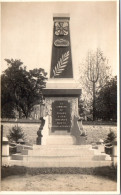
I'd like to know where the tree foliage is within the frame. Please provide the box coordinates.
[1,59,47,118]
[95,76,117,120]
[80,49,111,95]
[79,48,112,120]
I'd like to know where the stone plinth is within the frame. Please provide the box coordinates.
[42,78,82,145]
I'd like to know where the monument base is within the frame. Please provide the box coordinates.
[41,115,86,145]
[42,78,82,145]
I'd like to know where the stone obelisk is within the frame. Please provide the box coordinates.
[43,14,82,145]
[50,14,73,78]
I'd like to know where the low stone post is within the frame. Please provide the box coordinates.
[1,125,3,163]
[16,144,24,153]
[111,138,117,166]
[2,137,9,157]
[2,137,10,166]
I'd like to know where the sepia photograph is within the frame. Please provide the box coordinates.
[1,0,120,194]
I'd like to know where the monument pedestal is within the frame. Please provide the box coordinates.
[42,79,85,145]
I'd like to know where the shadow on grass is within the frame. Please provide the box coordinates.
[1,165,117,181]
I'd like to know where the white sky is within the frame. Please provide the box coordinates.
[1,1,118,79]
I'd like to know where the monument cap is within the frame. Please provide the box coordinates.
[53,13,70,20]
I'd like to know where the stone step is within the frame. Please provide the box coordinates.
[45,135,76,145]
[31,145,93,156]
[11,154,108,161]
[11,154,23,160]
[9,159,112,167]
[29,145,93,155]
[50,130,70,135]
[10,144,111,169]
[28,149,95,156]
[24,155,108,161]
[33,144,91,149]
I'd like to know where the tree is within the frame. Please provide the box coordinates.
[79,48,111,120]
[7,125,26,143]
[1,59,47,118]
[95,76,117,120]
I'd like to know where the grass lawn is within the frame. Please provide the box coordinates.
[1,165,117,181]
[83,121,117,126]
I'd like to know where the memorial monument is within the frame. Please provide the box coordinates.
[42,14,84,145]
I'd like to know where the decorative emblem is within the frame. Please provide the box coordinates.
[54,39,69,47]
[55,22,68,35]
[53,51,69,77]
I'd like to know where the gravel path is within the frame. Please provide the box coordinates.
[1,174,117,192]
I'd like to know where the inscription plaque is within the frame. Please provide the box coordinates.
[52,101,71,131]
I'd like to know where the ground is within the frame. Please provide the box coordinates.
[1,174,117,192]
[1,166,117,192]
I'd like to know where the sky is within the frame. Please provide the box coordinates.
[1,1,118,79]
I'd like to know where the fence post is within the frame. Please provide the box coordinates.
[111,138,117,166]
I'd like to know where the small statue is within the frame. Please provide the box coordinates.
[36,117,45,145]
[77,116,87,136]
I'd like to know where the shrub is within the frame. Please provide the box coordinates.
[7,125,26,143]
[104,129,116,144]
[104,130,116,155]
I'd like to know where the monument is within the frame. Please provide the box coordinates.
[42,14,84,145]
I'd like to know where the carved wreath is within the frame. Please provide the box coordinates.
[53,51,69,77]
